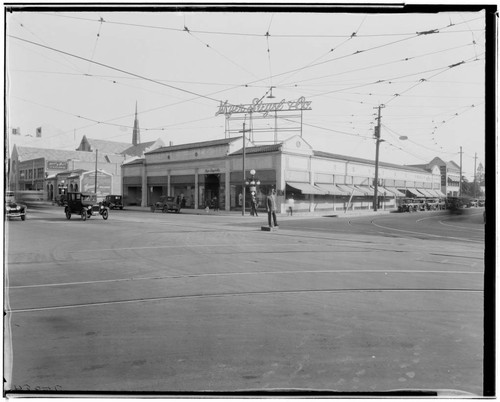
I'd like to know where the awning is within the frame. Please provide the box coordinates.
[287,182,326,195]
[383,187,406,197]
[417,188,434,197]
[431,189,446,197]
[315,183,350,196]
[355,185,374,196]
[337,184,366,196]
[407,188,424,197]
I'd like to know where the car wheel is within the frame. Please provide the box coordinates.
[102,209,109,220]
[163,208,167,213]
[81,210,87,221]
[120,207,123,210]
[65,208,71,220]
[21,215,26,221]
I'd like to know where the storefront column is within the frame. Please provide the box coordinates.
[225,160,231,211]
[309,169,314,212]
[194,169,199,210]
[141,162,148,207]
[167,172,171,196]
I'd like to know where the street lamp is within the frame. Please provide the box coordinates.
[245,169,261,195]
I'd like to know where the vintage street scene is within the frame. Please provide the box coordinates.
[4,4,492,398]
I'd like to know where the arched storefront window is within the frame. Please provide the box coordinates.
[69,183,74,192]
[74,183,79,192]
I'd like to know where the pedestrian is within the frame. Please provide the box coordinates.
[287,193,294,216]
[266,188,278,228]
[250,193,258,217]
[213,196,219,212]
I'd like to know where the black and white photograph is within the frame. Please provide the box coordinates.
[4,3,494,398]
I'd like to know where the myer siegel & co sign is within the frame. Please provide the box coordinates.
[215,97,312,117]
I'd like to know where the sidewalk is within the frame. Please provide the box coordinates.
[126,205,394,219]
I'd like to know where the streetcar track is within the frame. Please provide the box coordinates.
[7,268,483,289]
[7,287,484,314]
[370,219,484,243]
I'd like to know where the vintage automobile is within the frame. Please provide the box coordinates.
[151,195,181,213]
[478,199,485,207]
[5,191,27,221]
[467,198,479,208]
[425,198,445,211]
[56,193,67,206]
[103,194,124,210]
[398,198,418,213]
[414,199,427,211]
[64,192,109,221]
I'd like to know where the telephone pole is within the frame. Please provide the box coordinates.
[373,104,385,211]
[459,146,463,197]
[239,121,252,216]
[473,152,478,198]
[95,149,98,196]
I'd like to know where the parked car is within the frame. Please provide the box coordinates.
[414,199,427,211]
[103,195,123,210]
[398,198,418,212]
[151,195,181,213]
[425,198,445,211]
[64,192,109,221]
[5,191,26,221]
[467,199,479,208]
[478,199,485,207]
[56,194,67,206]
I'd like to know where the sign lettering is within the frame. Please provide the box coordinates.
[47,161,68,170]
[216,97,312,117]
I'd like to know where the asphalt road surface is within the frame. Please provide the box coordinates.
[4,206,486,396]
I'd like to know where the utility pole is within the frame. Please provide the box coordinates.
[239,121,252,216]
[373,104,385,211]
[459,146,463,197]
[95,149,98,197]
[473,152,478,198]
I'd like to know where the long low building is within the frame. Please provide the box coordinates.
[122,135,445,214]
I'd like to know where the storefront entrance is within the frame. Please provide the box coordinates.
[204,174,221,208]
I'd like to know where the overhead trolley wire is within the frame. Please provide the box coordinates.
[9,35,223,105]
[37,12,485,39]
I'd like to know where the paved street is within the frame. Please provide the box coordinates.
[4,206,485,395]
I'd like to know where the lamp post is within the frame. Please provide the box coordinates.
[240,121,252,215]
[245,169,261,194]
[245,169,260,215]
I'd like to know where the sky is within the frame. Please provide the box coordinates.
[5,5,488,180]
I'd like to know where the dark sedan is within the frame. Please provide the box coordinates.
[5,191,26,221]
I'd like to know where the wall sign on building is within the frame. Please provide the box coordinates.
[47,161,68,170]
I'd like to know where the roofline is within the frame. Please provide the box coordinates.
[146,136,243,155]
[313,150,430,173]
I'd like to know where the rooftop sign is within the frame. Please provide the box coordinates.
[216,96,312,117]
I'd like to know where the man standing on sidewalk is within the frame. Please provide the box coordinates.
[266,188,278,228]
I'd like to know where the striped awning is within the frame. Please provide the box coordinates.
[383,187,406,197]
[337,184,366,196]
[407,188,424,197]
[431,189,446,197]
[287,182,326,195]
[417,188,434,197]
[355,185,374,196]
[315,183,350,195]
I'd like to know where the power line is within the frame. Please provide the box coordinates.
[37,12,485,39]
[9,35,223,104]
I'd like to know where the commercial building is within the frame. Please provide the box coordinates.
[122,135,445,213]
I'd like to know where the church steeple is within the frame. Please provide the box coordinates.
[132,102,141,146]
